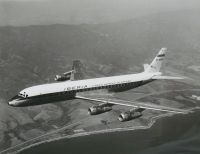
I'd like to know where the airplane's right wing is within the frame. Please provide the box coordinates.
[76,95,189,114]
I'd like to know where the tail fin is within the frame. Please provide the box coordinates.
[145,48,167,73]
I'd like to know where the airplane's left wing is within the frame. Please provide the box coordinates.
[76,95,189,114]
[55,60,85,81]
[72,60,85,80]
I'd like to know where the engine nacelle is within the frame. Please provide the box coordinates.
[55,75,71,81]
[118,108,142,122]
[55,70,73,81]
[88,103,113,115]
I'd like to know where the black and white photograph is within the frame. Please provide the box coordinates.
[0,0,200,153]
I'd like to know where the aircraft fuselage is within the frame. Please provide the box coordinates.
[8,72,159,107]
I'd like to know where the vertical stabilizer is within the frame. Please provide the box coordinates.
[145,48,167,73]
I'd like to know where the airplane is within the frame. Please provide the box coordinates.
[8,48,187,122]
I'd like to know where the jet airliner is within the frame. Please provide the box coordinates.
[8,48,187,121]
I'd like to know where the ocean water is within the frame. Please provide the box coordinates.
[20,110,200,154]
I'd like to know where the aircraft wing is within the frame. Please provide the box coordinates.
[72,60,85,80]
[152,75,185,80]
[76,95,188,114]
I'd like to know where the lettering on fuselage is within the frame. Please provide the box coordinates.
[65,85,88,91]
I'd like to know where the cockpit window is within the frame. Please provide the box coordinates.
[18,91,29,98]
[18,93,26,98]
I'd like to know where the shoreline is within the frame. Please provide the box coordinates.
[0,105,197,154]
[19,106,197,154]
[17,112,181,154]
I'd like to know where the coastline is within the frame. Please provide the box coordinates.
[17,111,185,154]
[19,108,200,154]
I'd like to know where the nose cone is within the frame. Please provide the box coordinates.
[8,95,21,107]
[8,100,17,107]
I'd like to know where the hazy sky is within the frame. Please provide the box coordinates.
[0,0,200,26]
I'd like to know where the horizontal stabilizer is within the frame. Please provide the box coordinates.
[152,76,185,80]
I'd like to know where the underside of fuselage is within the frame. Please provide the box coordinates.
[9,92,76,107]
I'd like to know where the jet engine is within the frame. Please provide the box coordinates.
[118,108,143,122]
[55,70,74,81]
[88,103,113,115]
